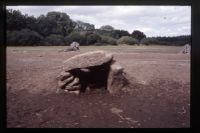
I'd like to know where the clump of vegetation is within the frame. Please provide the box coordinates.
[131,30,146,42]
[100,36,117,45]
[140,36,191,46]
[64,32,86,45]
[140,38,159,45]
[86,33,102,45]
[7,29,43,46]
[117,36,139,45]
[44,34,65,45]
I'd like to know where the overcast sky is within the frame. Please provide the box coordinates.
[7,6,191,37]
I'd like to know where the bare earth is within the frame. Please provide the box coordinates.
[6,45,190,128]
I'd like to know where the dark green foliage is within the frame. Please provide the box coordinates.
[36,12,75,37]
[150,35,191,46]
[64,31,101,46]
[117,36,139,45]
[74,21,95,31]
[141,35,191,46]
[86,33,101,45]
[25,15,37,31]
[100,36,117,45]
[100,25,114,31]
[7,29,44,46]
[140,38,159,45]
[94,29,130,39]
[131,30,146,41]
[64,32,86,45]
[44,34,64,45]
[6,9,27,31]
[112,30,130,39]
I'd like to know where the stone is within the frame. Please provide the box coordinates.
[58,71,71,81]
[63,51,113,71]
[107,61,129,94]
[61,42,80,52]
[110,107,123,115]
[70,41,79,50]
[57,50,131,95]
[181,44,191,54]
[58,75,74,89]
[68,90,80,95]
[65,84,81,91]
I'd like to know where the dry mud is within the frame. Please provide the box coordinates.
[6,46,190,128]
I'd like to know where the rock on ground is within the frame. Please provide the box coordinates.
[63,51,113,71]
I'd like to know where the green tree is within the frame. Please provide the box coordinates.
[25,15,37,31]
[86,33,101,45]
[131,30,146,41]
[64,32,86,45]
[100,36,117,45]
[117,36,139,45]
[100,25,115,31]
[111,30,130,39]
[44,34,64,45]
[36,12,75,37]
[74,20,95,31]
[6,9,26,31]
[7,29,44,46]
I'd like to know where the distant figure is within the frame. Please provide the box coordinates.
[182,43,191,54]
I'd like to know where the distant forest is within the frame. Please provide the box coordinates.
[6,9,191,46]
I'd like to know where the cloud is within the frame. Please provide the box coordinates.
[6,6,191,37]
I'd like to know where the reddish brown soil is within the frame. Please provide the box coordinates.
[6,46,190,128]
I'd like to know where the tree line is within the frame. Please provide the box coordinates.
[6,9,190,46]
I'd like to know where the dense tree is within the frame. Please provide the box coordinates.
[25,15,37,31]
[7,29,44,46]
[117,36,139,45]
[140,35,191,46]
[140,38,159,45]
[100,25,115,31]
[100,36,117,45]
[36,12,75,37]
[74,21,95,31]
[44,34,64,45]
[86,33,101,45]
[131,30,146,41]
[6,9,26,31]
[111,30,130,39]
[64,32,86,45]
[94,29,130,39]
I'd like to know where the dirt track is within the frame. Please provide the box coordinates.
[6,46,190,128]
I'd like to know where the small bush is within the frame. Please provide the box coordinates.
[100,36,117,45]
[117,36,138,45]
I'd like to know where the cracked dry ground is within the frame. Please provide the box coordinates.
[6,46,190,128]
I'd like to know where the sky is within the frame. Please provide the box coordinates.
[7,6,191,37]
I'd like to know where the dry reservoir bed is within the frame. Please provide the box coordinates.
[6,46,190,128]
